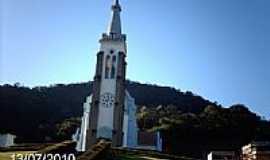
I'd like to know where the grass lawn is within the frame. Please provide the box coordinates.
[0,151,36,160]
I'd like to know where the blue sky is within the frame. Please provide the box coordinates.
[1,0,270,119]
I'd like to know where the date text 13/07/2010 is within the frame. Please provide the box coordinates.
[11,153,76,160]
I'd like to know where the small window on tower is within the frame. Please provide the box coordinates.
[105,55,110,79]
[112,55,116,62]
[111,55,117,78]
[110,50,114,54]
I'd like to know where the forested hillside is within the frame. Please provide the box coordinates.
[0,81,214,141]
[137,104,270,158]
[0,81,269,158]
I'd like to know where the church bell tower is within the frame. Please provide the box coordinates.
[86,0,127,148]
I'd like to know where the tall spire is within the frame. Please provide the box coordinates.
[114,0,120,6]
[108,0,122,35]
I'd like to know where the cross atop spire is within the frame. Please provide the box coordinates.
[114,0,120,7]
[107,0,122,35]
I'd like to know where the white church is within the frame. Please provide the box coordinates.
[74,0,141,151]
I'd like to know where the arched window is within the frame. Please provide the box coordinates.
[111,55,117,78]
[105,55,110,79]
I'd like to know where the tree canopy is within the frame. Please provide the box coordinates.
[0,81,269,158]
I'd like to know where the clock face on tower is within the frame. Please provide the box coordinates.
[101,92,115,108]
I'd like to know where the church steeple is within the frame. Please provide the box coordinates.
[108,0,122,35]
[114,0,120,8]
[86,0,127,148]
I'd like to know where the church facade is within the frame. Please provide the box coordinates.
[75,0,138,151]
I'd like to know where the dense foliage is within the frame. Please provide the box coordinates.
[137,104,270,158]
[0,81,213,141]
[0,81,269,158]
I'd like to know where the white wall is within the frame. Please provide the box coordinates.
[0,134,16,147]
[96,40,126,140]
